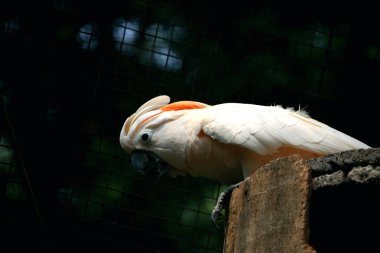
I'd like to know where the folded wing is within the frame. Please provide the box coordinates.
[202,104,370,155]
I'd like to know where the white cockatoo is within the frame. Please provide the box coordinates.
[120,95,370,224]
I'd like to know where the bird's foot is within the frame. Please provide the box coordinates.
[211,182,241,229]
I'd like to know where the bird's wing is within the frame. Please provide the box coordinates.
[201,103,369,155]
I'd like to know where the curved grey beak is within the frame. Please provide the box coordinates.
[131,150,169,177]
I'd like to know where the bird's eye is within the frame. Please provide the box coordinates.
[141,133,150,142]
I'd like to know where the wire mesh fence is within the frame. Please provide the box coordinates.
[0,1,379,252]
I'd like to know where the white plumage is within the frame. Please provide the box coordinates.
[201,103,369,155]
[120,95,370,184]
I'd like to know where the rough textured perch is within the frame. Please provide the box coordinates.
[224,155,316,253]
[224,148,380,253]
[310,148,380,189]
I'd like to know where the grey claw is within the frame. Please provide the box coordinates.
[211,206,223,229]
[211,182,241,229]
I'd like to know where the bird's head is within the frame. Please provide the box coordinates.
[119,95,208,178]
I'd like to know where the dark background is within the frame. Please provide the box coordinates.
[0,1,379,252]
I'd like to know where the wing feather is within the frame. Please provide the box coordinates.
[202,103,370,155]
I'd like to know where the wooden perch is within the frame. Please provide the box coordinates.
[224,148,380,253]
[224,155,316,253]
[310,148,380,189]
